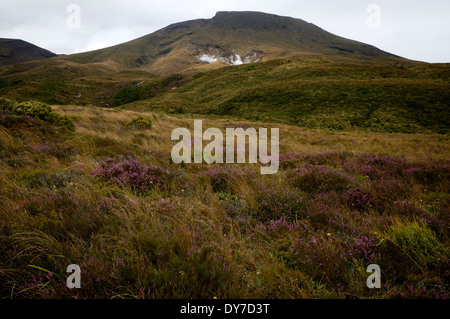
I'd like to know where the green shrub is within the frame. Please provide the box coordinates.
[384,221,448,268]
[0,100,75,131]
[0,97,15,112]
[126,116,153,130]
[57,115,76,131]
[114,86,144,106]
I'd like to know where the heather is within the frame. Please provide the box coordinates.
[91,158,166,192]
[0,104,449,299]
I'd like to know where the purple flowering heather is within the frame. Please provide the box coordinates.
[31,142,79,158]
[92,158,166,191]
[292,165,355,193]
[257,185,309,222]
[346,235,382,264]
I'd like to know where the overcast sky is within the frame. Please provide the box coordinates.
[0,0,449,63]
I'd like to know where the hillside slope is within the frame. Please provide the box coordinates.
[63,11,407,74]
[125,58,450,134]
[0,39,57,66]
[1,56,448,134]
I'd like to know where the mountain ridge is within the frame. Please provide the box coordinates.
[61,11,408,74]
[0,38,57,66]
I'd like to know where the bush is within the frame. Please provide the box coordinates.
[342,187,375,211]
[0,113,36,128]
[290,233,351,286]
[0,100,75,131]
[21,189,107,240]
[257,185,309,222]
[405,162,450,189]
[343,178,411,212]
[202,166,230,193]
[384,221,448,268]
[0,97,15,111]
[114,86,144,106]
[126,116,153,130]
[91,158,166,192]
[292,166,355,193]
[113,75,182,106]
[31,142,79,159]
[278,152,303,170]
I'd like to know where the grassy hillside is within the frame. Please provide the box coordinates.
[0,58,184,106]
[0,100,449,299]
[129,58,450,134]
[2,57,449,134]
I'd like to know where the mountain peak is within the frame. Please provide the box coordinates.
[210,11,308,31]
[213,10,294,20]
[62,11,404,74]
[213,10,282,19]
[0,38,57,66]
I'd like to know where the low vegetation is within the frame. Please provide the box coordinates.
[125,115,153,130]
[0,99,75,131]
[136,59,450,134]
[1,58,449,134]
[113,74,183,106]
[0,103,448,299]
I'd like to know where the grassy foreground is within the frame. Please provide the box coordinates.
[0,101,449,299]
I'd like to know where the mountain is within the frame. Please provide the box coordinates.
[0,39,57,66]
[63,11,406,75]
[3,11,447,135]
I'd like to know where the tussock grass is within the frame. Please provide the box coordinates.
[0,104,448,299]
